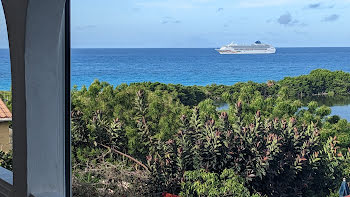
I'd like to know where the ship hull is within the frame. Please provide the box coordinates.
[215,49,276,54]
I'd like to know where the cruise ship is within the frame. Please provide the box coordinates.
[215,41,276,54]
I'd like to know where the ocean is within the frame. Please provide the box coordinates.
[1,47,350,120]
[1,48,350,90]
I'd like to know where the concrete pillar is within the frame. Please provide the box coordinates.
[1,0,70,196]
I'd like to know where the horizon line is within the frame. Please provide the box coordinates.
[0,46,350,49]
[73,46,350,49]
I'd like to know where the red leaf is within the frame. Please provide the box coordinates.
[162,193,179,197]
[300,157,307,161]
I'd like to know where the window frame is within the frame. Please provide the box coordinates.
[0,0,72,196]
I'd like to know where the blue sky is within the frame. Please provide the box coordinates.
[1,0,350,48]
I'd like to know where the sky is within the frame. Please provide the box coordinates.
[0,0,350,48]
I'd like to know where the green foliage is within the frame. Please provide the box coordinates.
[0,150,12,171]
[3,69,350,196]
[180,169,261,197]
[322,119,350,151]
[308,101,319,113]
[71,81,191,160]
[68,70,350,196]
[279,69,350,97]
[146,102,350,196]
[327,190,339,197]
[198,99,218,121]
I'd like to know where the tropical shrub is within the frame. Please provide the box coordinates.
[180,169,261,197]
[146,102,350,196]
[2,69,350,196]
[0,150,12,171]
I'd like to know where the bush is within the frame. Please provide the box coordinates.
[147,103,350,196]
[0,150,12,171]
[180,169,261,197]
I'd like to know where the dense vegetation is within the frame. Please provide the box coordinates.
[279,69,350,97]
[202,69,350,102]
[70,69,350,196]
[1,69,350,196]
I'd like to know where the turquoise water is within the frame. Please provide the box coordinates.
[0,48,349,119]
[331,105,350,121]
[217,97,350,121]
[1,48,350,90]
[218,104,350,121]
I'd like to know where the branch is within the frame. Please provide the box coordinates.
[98,143,150,172]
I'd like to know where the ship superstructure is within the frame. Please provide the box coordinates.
[215,41,276,54]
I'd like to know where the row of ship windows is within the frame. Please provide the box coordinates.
[233,48,269,50]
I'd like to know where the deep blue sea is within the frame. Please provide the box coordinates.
[1,47,350,120]
[1,48,350,90]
